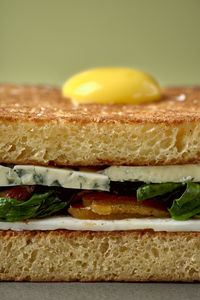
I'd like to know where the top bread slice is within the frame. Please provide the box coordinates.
[0,84,200,166]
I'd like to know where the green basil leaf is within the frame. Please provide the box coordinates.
[137,183,184,202]
[169,182,200,220]
[0,190,69,222]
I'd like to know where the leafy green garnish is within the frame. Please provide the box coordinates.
[2,179,200,222]
[168,182,200,220]
[137,183,184,202]
[0,190,69,222]
[136,181,200,220]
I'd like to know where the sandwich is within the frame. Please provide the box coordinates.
[0,83,200,281]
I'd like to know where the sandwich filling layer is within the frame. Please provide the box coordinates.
[1,216,200,232]
[0,164,200,223]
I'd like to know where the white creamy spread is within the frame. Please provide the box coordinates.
[1,216,200,232]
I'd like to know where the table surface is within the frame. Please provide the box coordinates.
[1,283,200,300]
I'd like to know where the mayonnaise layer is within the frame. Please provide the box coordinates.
[1,216,200,232]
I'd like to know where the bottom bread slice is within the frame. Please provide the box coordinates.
[0,229,200,282]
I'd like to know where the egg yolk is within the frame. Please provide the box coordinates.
[62,68,161,104]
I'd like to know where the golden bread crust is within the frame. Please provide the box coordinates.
[0,85,200,124]
[1,229,200,282]
[0,85,200,166]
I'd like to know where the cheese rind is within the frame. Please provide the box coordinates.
[102,164,200,183]
[1,216,200,231]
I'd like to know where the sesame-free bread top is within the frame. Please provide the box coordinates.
[0,84,200,166]
[1,85,200,123]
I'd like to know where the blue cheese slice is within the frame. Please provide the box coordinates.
[102,164,200,183]
[13,165,110,191]
[0,165,21,186]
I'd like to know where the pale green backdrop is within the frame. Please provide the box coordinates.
[0,0,200,87]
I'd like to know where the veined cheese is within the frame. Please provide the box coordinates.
[13,165,110,191]
[1,216,200,232]
[0,165,109,191]
[1,163,200,190]
[0,165,21,186]
[102,164,200,183]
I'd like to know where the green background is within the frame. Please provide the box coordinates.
[0,0,200,87]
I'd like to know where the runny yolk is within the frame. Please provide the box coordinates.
[62,67,161,104]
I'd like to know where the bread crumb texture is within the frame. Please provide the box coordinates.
[0,85,200,166]
[1,230,200,282]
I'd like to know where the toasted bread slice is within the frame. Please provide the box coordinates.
[0,229,200,282]
[0,85,200,166]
